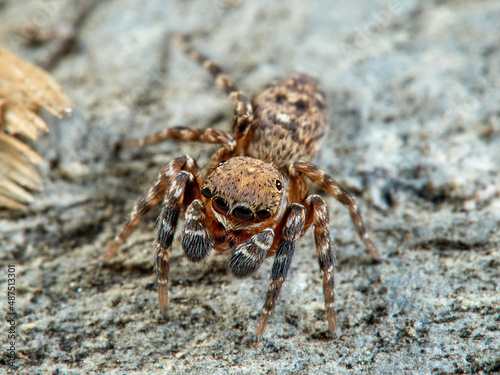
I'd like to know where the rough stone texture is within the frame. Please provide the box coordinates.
[1,0,499,374]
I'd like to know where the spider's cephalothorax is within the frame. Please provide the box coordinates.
[104,34,380,344]
[203,157,287,231]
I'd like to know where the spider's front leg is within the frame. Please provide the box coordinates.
[103,155,200,262]
[103,155,204,313]
[155,165,217,312]
[305,195,337,338]
[293,161,381,260]
[256,204,306,344]
[155,169,196,312]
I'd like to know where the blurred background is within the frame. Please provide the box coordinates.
[0,1,499,374]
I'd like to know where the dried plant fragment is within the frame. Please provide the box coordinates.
[0,45,72,210]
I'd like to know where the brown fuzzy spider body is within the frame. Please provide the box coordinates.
[105,34,380,344]
[236,73,328,167]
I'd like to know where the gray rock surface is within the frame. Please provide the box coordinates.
[0,0,499,374]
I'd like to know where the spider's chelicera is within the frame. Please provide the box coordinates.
[104,34,380,344]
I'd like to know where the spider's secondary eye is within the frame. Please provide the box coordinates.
[256,209,271,220]
[295,99,308,111]
[276,180,283,191]
[276,94,286,103]
[201,187,213,199]
[232,206,254,221]
[218,160,226,166]
[213,197,230,214]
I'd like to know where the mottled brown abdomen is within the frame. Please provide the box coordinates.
[237,73,328,169]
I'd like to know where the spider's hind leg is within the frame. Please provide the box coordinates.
[172,33,253,136]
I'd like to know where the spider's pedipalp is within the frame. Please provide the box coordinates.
[305,194,337,338]
[182,199,214,263]
[256,203,306,344]
[293,161,380,260]
[229,228,274,278]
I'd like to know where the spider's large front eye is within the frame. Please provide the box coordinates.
[276,180,283,191]
[232,206,254,221]
[213,197,230,214]
[201,187,213,199]
[256,209,271,220]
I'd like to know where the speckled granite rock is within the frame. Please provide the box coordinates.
[0,0,499,374]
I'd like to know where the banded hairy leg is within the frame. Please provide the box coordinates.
[103,155,204,311]
[305,194,337,337]
[293,161,380,260]
[104,155,200,261]
[256,203,306,343]
[172,33,254,138]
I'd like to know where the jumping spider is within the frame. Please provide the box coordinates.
[104,34,380,344]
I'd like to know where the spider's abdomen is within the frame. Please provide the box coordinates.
[238,73,328,168]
